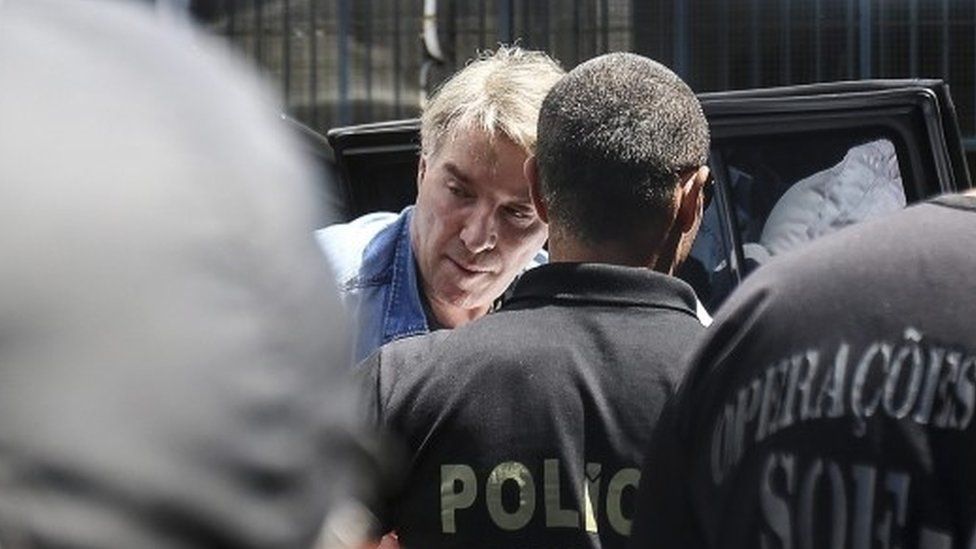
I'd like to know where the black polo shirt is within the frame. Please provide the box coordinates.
[630,194,976,549]
[361,262,706,548]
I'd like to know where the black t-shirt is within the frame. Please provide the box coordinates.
[630,195,976,549]
[360,263,706,548]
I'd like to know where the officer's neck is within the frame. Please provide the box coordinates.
[548,231,676,274]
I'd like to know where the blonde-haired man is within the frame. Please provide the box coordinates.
[317,46,564,364]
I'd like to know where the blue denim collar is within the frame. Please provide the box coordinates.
[380,207,430,342]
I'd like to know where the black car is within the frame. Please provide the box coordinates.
[298,79,973,313]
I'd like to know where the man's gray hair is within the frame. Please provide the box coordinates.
[420,46,565,157]
[536,52,710,245]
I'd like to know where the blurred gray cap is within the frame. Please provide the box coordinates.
[0,1,357,546]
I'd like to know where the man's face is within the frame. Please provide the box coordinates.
[411,124,547,324]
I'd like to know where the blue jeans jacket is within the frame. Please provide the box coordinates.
[316,207,429,364]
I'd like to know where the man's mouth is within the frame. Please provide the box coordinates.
[448,256,493,275]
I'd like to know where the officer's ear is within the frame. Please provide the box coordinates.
[524,155,549,224]
[676,166,710,233]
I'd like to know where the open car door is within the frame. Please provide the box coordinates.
[317,79,972,312]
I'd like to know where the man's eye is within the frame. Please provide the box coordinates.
[506,207,532,220]
[447,184,468,198]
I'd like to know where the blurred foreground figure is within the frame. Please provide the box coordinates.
[361,52,711,548]
[630,191,976,548]
[0,1,368,546]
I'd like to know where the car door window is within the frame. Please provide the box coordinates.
[685,131,908,312]
[725,134,906,266]
[681,183,735,312]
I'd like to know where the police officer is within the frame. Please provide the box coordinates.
[360,52,712,548]
[630,191,976,549]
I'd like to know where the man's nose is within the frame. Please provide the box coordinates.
[459,208,498,254]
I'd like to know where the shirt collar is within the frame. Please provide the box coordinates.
[382,207,430,341]
[506,262,700,318]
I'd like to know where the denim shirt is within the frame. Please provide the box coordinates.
[316,207,428,364]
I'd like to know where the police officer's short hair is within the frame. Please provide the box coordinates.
[536,52,710,245]
[420,46,565,158]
